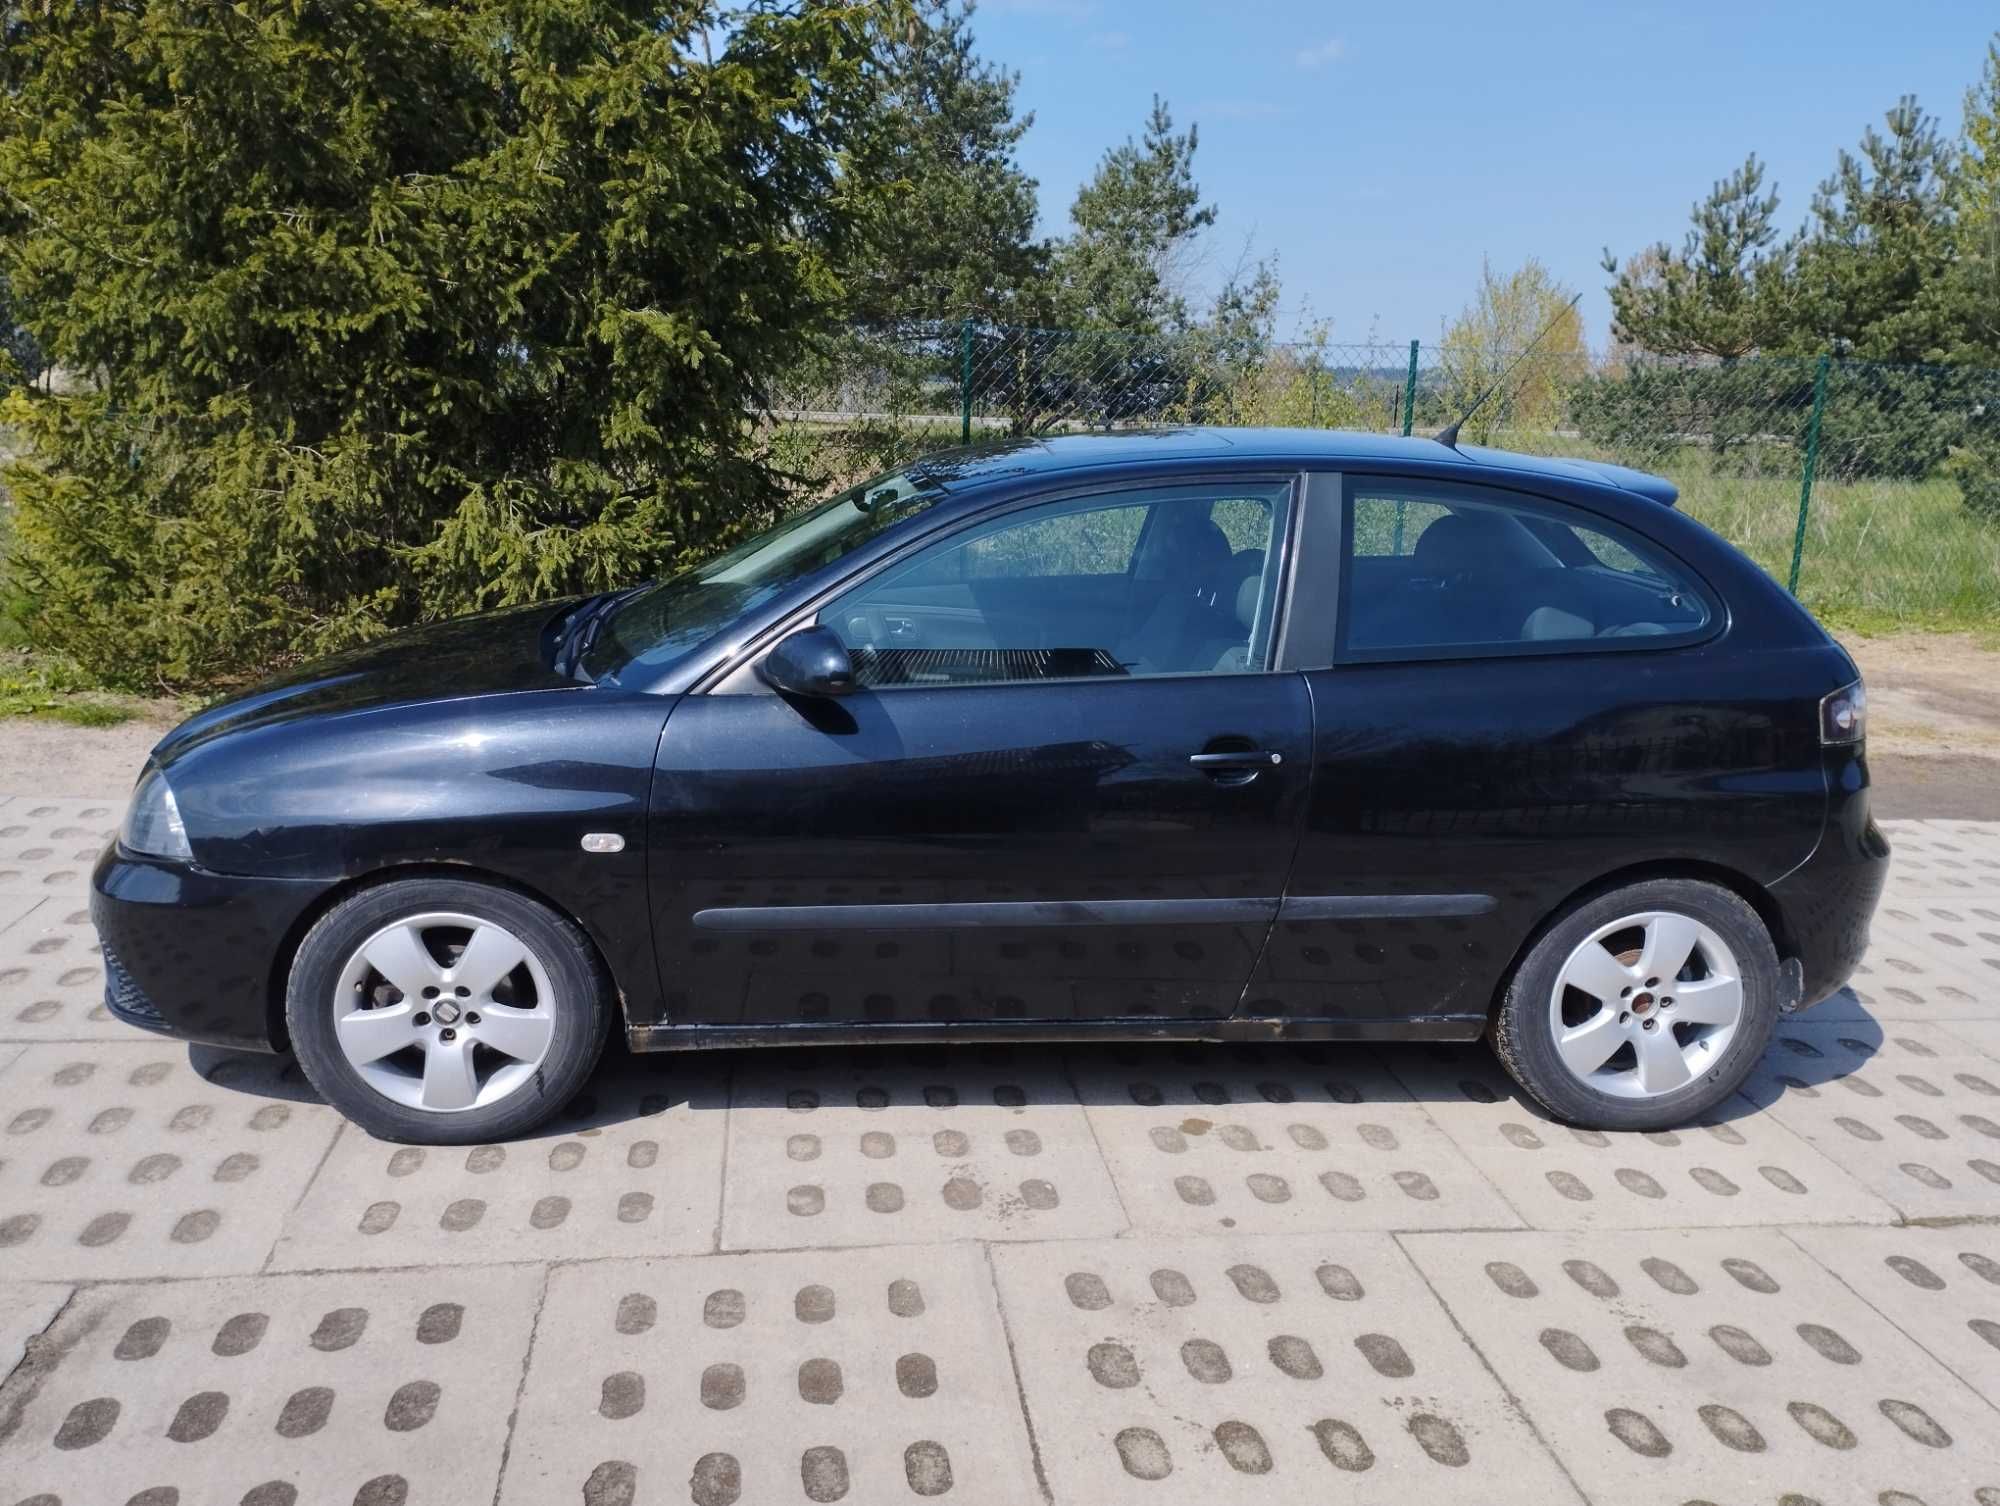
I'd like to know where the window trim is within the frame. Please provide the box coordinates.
[700,470,1304,695]
[1328,474,1724,668]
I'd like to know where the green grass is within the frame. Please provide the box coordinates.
[0,653,148,727]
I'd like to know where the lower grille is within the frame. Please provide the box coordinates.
[102,945,168,1029]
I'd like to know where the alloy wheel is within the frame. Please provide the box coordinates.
[332,910,556,1113]
[1546,910,1745,1100]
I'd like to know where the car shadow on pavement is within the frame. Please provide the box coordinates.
[183,992,1890,1143]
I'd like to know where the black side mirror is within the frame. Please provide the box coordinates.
[759,625,855,698]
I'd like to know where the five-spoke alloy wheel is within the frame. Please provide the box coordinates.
[288,878,611,1143]
[1493,878,1778,1130]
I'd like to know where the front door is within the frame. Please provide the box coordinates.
[649,478,1313,1030]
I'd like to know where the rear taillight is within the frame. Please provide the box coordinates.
[1820,679,1866,745]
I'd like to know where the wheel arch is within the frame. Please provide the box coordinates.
[1487,858,1794,1023]
[263,862,630,1053]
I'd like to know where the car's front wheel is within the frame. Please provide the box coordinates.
[1491,877,1778,1131]
[286,877,612,1143]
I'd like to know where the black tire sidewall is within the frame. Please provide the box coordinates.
[287,878,610,1144]
[1497,878,1778,1131]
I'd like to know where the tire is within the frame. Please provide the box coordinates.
[286,877,613,1144]
[1491,877,1778,1131]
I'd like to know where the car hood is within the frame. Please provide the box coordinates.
[153,598,580,764]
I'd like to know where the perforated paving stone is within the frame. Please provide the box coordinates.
[269,1054,728,1268]
[1811,933,1999,1023]
[1073,1041,1520,1235]
[1387,1042,1896,1229]
[721,1044,1126,1249]
[0,1042,341,1280]
[990,1230,1579,1505]
[0,1264,540,1506]
[0,799,117,896]
[499,1242,1039,1506]
[1740,1021,2000,1217]
[1786,1225,2000,1408]
[1878,817,2000,901]
[0,899,132,1043]
[0,1281,70,1379]
[1402,1228,2000,1506]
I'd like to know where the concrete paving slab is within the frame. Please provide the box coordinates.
[1873,894,2000,983]
[0,1281,70,1381]
[1402,1228,2000,1506]
[1786,1224,2000,1410]
[1388,1042,1898,1229]
[1740,1021,2000,1217]
[0,799,118,896]
[1073,1040,1522,1234]
[1815,928,2000,1022]
[990,1230,1580,1504]
[1878,818,2000,899]
[500,1242,1040,1506]
[269,1053,728,1269]
[0,1264,541,1506]
[1943,1017,2000,1064]
[0,897,130,1043]
[0,1043,341,1280]
[721,1044,1127,1248]
[0,892,44,938]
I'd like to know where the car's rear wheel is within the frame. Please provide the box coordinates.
[286,877,612,1144]
[1491,877,1778,1131]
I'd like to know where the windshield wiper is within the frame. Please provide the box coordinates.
[555,587,643,679]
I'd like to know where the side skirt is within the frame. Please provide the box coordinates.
[626,1014,1487,1053]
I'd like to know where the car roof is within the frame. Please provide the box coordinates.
[912,428,1680,508]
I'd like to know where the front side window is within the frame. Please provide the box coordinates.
[823,483,1291,688]
[587,469,946,683]
[1342,479,1712,660]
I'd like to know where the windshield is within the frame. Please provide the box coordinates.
[584,468,945,683]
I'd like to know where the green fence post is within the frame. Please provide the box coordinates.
[958,318,975,446]
[1401,338,1420,437]
[1787,354,1831,595]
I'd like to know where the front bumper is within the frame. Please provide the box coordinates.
[90,842,332,1053]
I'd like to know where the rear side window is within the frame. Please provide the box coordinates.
[1341,480,1712,660]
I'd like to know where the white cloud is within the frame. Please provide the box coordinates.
[1295,37,1345,69]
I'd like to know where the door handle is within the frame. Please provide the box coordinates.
[1189,750,1283,769]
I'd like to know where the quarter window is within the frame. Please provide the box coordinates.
[823,483,1291,688]
[1342,481,1711,658]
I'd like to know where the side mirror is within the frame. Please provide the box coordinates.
[759,625,856,698]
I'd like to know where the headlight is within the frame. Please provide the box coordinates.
[121,764,193,861]
[1820,679,1866,746]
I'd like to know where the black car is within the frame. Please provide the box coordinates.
[92,430,1886,1144]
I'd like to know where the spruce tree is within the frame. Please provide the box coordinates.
[0,1,886,687]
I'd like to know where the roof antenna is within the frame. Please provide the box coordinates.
[1433,292,1584,449]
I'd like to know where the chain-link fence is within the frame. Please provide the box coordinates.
[765,323,2000,630]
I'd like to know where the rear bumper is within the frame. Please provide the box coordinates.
[1769,750,1890,1010]
[90,842,330,1053]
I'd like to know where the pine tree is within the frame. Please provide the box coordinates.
[1786,95,1959,362]
[1052,97,1216,333]
[1946,36,1999,361]
[844,0,1044,325]
[0,1,885,687]
[1605,155,1789,358]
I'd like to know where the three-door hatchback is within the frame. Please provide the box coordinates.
[92,430,1887,1143]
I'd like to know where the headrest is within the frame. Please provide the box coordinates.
[1410,514,1491,573]
[1235,572,1261,630]
[1522,605,1593,641]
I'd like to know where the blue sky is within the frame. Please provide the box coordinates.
[970,0,1997,348]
